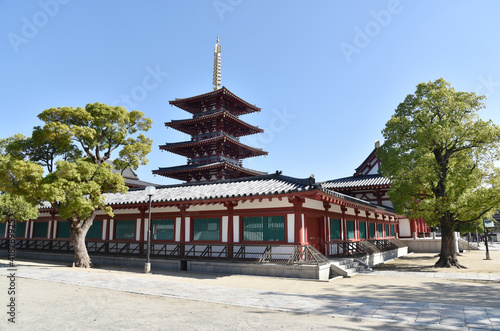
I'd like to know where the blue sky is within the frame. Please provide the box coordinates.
[1,0,500,185]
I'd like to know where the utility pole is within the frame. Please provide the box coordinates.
[483,218,491,260]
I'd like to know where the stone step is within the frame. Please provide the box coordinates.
[329,258,371,278]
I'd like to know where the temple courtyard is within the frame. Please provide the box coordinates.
[1,247,500,330]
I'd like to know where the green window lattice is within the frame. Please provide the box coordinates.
[115,220,135,240]
[87,220,103,240]
[152,219,174,240]
[57,222,70,238]
[330,219,341,240]
[193,218,220,241]
[242,216,285,241]
[359,221,366,239]
[33,222,48,238]
[346,220,355,239]
[369,223,375,238]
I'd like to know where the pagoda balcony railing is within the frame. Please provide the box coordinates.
[193,108,221,118]
[192,132,239,142]
[188,155,242,167]
[0,239,329,266]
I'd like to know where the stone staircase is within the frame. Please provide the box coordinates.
[329,258,371,278]
[457,238,480,251]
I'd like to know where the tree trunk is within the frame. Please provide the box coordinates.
[69,214,95,268]
[434,216,466,268]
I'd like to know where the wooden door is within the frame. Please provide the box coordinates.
[305,216,324,254]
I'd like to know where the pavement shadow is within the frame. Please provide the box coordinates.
[0,256,237,281]
[264,279,500,309]
[242,310,441,330]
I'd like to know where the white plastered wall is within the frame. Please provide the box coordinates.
[287,214,295,243]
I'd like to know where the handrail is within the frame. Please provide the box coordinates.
[0,239,329,266]
[326,239,400,257]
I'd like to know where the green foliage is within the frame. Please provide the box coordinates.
[0,155,44,203]
[1,102,153,222]
[38,102,153,167]
[6,126,82,173]
[456,219,484,234]
[39,159,127,219]
[113,134,152,173]
[378,78,500,228]
[0,193,39,223]
[1,103,152,267]
[0,137,42,223]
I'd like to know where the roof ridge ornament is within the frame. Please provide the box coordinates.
[213,36,221,90]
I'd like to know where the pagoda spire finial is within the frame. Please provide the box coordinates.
[213,36,221,90]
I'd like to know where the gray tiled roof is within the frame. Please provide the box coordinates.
[38,173,395,213]
[124,178,159,188]
[321,174,391,190]
[105,172,314,205]
[102,172,395,213]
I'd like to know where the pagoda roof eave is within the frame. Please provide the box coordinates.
[165,110,263,137]
[152,162,267,181]
[169,86,261,115]
[159,135,268,158]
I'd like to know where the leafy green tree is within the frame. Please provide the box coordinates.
[40,159,128,267]
[2,103,153,268]
[6,126,82,173]
[378,78,500,268]
[0,193,39,232]
[0,139,41,231]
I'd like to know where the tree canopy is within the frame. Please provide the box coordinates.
[378,78,500,267]
[37,103,152,168]
[1,102,153,267]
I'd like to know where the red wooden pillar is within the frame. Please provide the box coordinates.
[410,218,417,237]
[225,201,237,258]
[323,202,331,255]
[374,188,383,206]
[177,205,187,243]
[26,221,32,239]
[138,207,147,254]
[354,209,360,240]
[383,215,388,238]
[225,201,237,244]
[341,206,348,241]
[374,214,379,239]
[364,211,371,240]
[178,205,187,256]
[289,196,305,244]
[49,211,56,239]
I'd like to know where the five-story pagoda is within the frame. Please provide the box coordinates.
[153,37,268,182]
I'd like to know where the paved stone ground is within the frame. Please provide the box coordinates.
[0,244,500,330]
[0,253,500,330]
[365,270,500,281]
